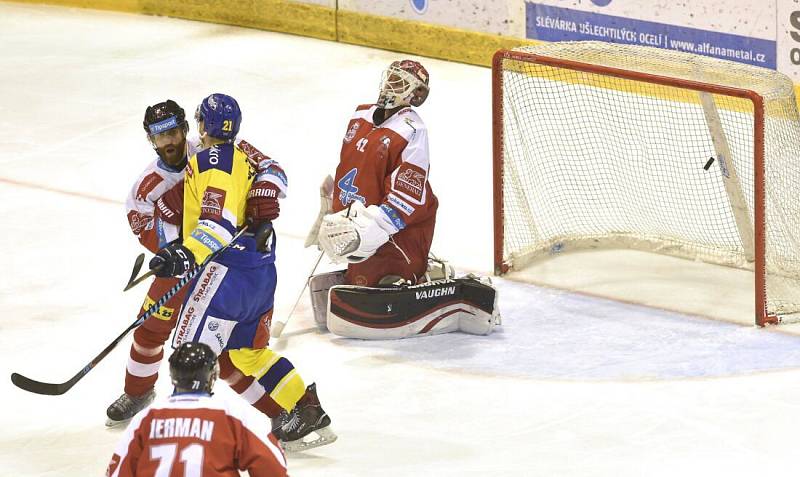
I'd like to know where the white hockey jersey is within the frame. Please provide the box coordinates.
[126,137,202,253]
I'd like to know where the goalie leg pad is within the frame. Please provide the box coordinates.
[326,276,500,340]
[309,270,346,329]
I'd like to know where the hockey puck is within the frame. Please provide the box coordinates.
[703,157,715,170]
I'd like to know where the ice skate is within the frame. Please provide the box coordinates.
[105,389,156,427]
[272,383,337,452]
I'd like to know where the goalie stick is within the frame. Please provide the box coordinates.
[10,226,249,396]
[270,250,324,340]
[271,176,334,340]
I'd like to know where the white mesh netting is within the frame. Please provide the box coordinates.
[497,41,800,324]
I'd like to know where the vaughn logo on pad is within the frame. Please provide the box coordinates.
[415,286,456,300]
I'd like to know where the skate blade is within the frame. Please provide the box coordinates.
[281,426,337,453]
[105,417,132,428]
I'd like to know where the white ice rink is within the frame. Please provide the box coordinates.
[3,3,800,476]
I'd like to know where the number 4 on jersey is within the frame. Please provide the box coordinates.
[337,168,364,206]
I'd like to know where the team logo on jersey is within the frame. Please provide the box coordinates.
[127,211,151,235]
[394,164,426,201]
[136,172,164,201]
[208,320,219,331]
[344,122,360,143]
[201,187,226,219]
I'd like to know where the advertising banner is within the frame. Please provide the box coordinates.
[339,0,524,36]
[525,1,776,69]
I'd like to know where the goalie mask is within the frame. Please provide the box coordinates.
[377,60,430,109]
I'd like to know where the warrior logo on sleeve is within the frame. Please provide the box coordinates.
[201,187,226,220]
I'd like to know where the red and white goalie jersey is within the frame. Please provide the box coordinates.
[333,104,438,286]
[106,393,288,477]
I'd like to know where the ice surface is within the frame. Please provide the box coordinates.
[3,3,800,476]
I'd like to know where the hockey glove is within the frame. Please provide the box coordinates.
[149,243,195,278]
[246,181,281,223]
[318,201,393,264]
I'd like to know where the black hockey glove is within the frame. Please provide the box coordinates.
[149,243,195,278]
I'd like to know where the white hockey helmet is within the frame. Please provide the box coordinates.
[377,60,430,109]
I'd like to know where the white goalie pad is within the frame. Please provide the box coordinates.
[309,270,346,329]
[318,201,391,264]
[326,276,501,340]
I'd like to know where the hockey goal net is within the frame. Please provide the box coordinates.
[493,41,800,326]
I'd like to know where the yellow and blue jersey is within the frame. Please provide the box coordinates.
[182,142,272,265]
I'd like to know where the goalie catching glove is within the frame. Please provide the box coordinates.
[149,242,195,278]
[317,200,400,264]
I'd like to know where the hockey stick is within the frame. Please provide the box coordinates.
[10,226,249,396]
[271,176,332,340]
[271,250,324,340]
[125,217,274,292]
[124,267,157,292]
[124,253,146,290]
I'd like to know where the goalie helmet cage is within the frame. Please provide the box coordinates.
[492,41,800,327]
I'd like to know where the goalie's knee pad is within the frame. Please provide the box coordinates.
[309,270,346,329]
[326,275,500,340]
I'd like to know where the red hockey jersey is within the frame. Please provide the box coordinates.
[106,393,287,477]
[333,104,437,232]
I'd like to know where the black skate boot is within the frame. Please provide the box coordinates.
[270,410,289,436]
[273,383,337,452]
[105,389,156,427]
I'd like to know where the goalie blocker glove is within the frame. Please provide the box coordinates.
[326,276,501,340]
[149,242,195,278]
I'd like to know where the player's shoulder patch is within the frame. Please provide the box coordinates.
[386,108,425,141]
[196,144,234,175]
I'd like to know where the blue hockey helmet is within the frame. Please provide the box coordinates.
[195,93,241,142]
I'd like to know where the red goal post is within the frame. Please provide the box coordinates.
[492,41,800,327]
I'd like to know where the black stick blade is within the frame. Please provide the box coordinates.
[10,372,75,396]
[124,254,146,290]
[124,269,156,292]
